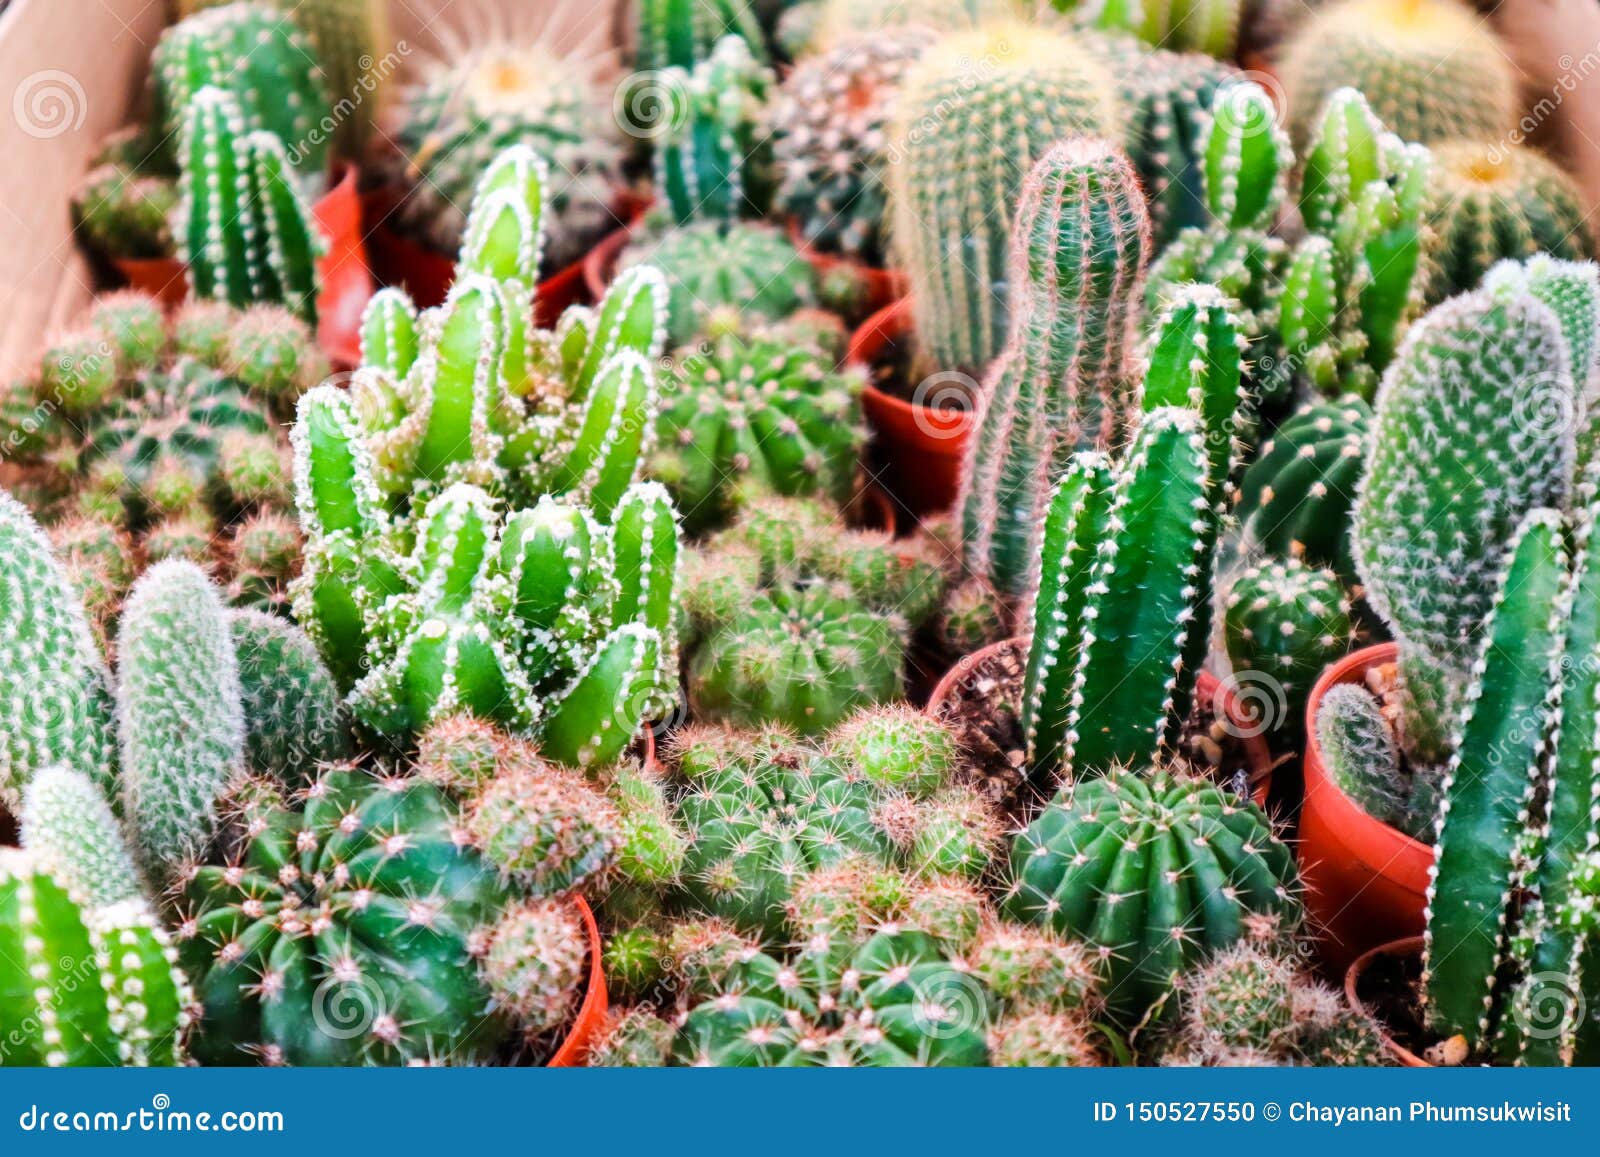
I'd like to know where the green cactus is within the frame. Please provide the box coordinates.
[938,577,1010,655]
[467,748,620,896]
[226,510,304,611]
[482,900,590,1037]
[1315,683,1435,841]
[1223,558,1352,748]
[20,765,145,910]
[1178,942,1296,1054]
[70,163,178,261]
[653,324,866,534]
[1234,395,1370,584]
[1352,281,1575,766]
[0,849,191,1067]
[1422,143,1595,306]
[989,1010,1103,1066]
[178,86,323,324]
[771,29,933,264]
[153,1,332,175]
[620,221,816,347]
[178,766,517,1065]
[49,516,136,638]
[824,705,959,799]
[590,1007,676,1067]
[654,36,775,227]
[229,609,348,784]
[1005,765,1299,1021]
[634,0,767,71]
[117,561,245,879]
[1279,0,1517,150]
[414,714,505,796]
[969,923,1102,1014]
[887,22,1121,373]
[956,138,1152,599]
[1090,0,1242,57]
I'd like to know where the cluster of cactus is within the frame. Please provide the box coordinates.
[70,148,178,262]
[1006,765,1300,1022]
[391,28,622,270]
[652,35,775,227]
[293,146,682,764]
[955,139,1151,601]
[1422,143,1595,305]
[1087,0,1242,58]
[634,0,767,71]
[770,29,932,264]
[1278,0,1517,150]
[1223,558,1352,749]
[886,21,1122,373]
[652,318,866,534]
[681,498,943,733]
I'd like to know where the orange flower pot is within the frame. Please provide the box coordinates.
[785,219,907,316]
[546,894,609,1067]
[1344,936,1432,1067]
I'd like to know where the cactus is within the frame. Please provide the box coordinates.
[802,0,1018,53]
[0,491,117,807]
[70,163,178,261]
[1005,764,1299,1021]
[229,609,347,783]
[1178,942,1296,1053]
[178,767,517,1065]
[177,87,324,323]
[634,0,766,71]
[153,2,332,174]
[482,900,590,1036]
[467,750,620,896]
[226,510,304,610]
[0,849,191,1067]
[590,1007,676,1066]
[1315,683,1435,841]
[654,36,775,227]
[49,516,136,637]
[969,923,1102,1014]
[989,1011,1102,1066]
[610,761,688,890]
[653,324,866,534]
[20,765,145,910]
[1279,0,1517,150]
[415,714,505,796]
[1223,558,1352,748]
[771,29,933,264]
[1019,408,1223,780]
[824,705,959,799]
[956,139,1151,599]
[1352,282,1574,766]
[887,22,1121,372]
[1422,143,1595,305]
[938,577,1010,655]
[1234,395,1370,584]
[117,561,245,879]
[221,306,329,410]
[620,221,816,346]
[1089,0,1242,57]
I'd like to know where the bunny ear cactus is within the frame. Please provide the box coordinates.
[957,137,1151,599]
[887,22,1122,373]
[178,87,324,324]
[654,35,775,227]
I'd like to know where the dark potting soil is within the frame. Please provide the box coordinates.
[1354,946,1440,1063]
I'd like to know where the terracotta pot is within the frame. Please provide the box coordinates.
[581,214,645,302]
[546,894,609,1067]
[848,298,974,520]
[927,639,1272,809]
[1301,642,1431,974]
[1344,936,1432,1067]
[785,219,907,316]
[115,163,373,368]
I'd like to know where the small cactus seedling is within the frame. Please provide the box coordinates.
[482,900,589,1036]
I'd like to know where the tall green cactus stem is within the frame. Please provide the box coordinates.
[1234,395,1369,584]
[655,36,775,227]
[0,849,190,1067]
[20,765,145,910]
[0,491,117,806]
[229,609,348,784]
[635,0,766,71]
[1424,511,1568,1051]
[957,138,1151,598]
[609,481,683,677]
[887,23,1121,372]
[358,288,419,379]
[1006,766,1299,1021]
[153,2,332,174]
[117,561,245,879]
[1352,286,1573,765]
[1020,408,1218,779]
[179,87,323,324]
[1091,0,1242,57]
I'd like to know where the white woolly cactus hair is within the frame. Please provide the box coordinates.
[406,0,622,96]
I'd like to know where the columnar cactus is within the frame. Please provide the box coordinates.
[229,609,348,783]
[956,138,1151,599]
[1352,281,1574,766]
[1005,765,1299,1021]
[1279,0,1517,149]
[887,22,1121,372]
[1423,143,1595,305]
[770,29,933,264]
[0,849,191,1067]
[20,765,146,911]
[654,36,775,227]
[634,0,766,71]
[178,86,324,323]
[652,324,866,533]
[1090,0,1242,58]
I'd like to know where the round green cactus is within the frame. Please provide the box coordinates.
[1005,766,1299,1021]
[481,900,589,1036]
[970,923,1102,1014]
[824,705,959,800]
[178,767,515,1066]
[989,1011,1102,1066]
[71,163,177,261]
[590,1007,676,1067]
[467,748,620,897]
[1179,942,1297,1053]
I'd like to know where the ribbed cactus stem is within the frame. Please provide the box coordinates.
[20,765,146,910]
[458,144,549,286]
[411,275,508,484]
[546,350,661,520]
[358,287,419,379]
[634,0,766,71]
[1203,82,1290,231]
[655,35,774,226]
[540,623,667,768]
[957,137,1150,598]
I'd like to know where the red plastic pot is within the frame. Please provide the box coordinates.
[1301,642,1432,974]
[546,894,609,1067]
[115,163,373,367]
[580,210,649,302]
[785,219,907,316]
[848,298,974,520]
[1344,935,1432,1067]
[927,639,1272,809]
